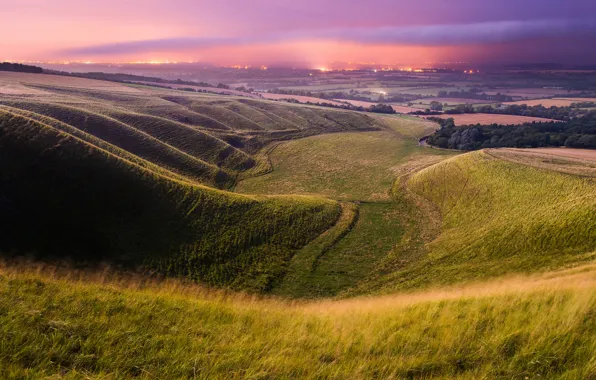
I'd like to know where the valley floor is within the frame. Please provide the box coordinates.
[236,131,457,297]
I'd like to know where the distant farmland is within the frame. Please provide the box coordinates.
[505,98,596,107]
[484,88,583,100]
[0,71,144,94]
[431,113,555,126]
[390,104,423,113]
[333,99,377,108]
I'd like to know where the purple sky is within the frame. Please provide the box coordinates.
[2,0,596,66]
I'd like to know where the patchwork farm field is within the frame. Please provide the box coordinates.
[334,99,422,114]
[432,113,556,125]
[411,98,494,108]
[135,81,262,98]
[2,71,596,378]
[484,88,584,99]
[505,98,596,107]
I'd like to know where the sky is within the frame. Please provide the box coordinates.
[2,0,596,67]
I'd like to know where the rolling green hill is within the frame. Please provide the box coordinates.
[0,72,398,290]
[237,130,458,297]
[2,71,596,378]
[3,73,595,297]
[0,109,341,291]
[0,73,386,184]
[350,149,596,295]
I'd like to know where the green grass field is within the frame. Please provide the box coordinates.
[354,150,596,294]
[0,109,343,291]
[237,131,452,201]
[2,262,596,379]
[237,125,458,296]
[2,72,596,377]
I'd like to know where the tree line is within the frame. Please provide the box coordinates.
[437,90,514,102]
[0,62,43,74]
[444,103,592,121]
[426,111,596,150]
[268,88,418,103]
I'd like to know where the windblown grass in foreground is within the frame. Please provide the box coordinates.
[1,262,596,379]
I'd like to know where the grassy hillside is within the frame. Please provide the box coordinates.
[0,110,341,291]
[2,72,431,293]
[237,129,457,297]
[0,72,385,187]
[355,150,596,294]
[2,262,596,379]
[4,71,594,297]
[237,131,453,201]
[2,72,596,378]
[0,100,237,187]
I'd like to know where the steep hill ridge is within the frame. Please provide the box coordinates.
[0,110,341,291]
[355,150,596,294]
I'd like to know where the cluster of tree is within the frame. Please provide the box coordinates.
[571,101,596,108]
[368,103,396,114]
[410,110,442,116]
[445,103,587,121]
[231,86,255,93]
[425,111,596,150]
[437,90,514,102]
[0,62,43,74]
[429,101,443,111]
[444,104,476,114]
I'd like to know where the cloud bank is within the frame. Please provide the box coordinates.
[63,19,596,56]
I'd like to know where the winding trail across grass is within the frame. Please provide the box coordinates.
[236,124,458,297]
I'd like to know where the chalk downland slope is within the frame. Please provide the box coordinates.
[0,110,341,291]
[0,72,435,293]
[0,72,384,187]
[357,150,596,294]
[237,129,459,297]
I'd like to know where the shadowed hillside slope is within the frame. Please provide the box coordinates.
[0,72,384,187]
[0,110,341,291]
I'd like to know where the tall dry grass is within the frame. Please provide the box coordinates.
[1,259,595,378]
